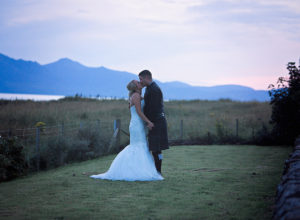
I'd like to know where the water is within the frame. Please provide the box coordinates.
[0,93,65,101]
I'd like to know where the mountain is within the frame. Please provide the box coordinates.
[0,53,269,101]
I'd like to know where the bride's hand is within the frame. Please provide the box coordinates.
[147,121,154,130]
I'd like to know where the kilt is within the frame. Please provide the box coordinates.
[148,116,169,152]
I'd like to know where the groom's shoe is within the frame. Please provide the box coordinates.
[152,151,162,173]
[157,160,162,173]
[157,154,162,173]
[154,157,162,173]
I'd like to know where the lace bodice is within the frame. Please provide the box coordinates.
[129,100,147,144]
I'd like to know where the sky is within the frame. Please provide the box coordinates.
[1,0,300,90]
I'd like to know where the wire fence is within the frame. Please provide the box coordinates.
[0,117,268,172]
[0,120,129,171]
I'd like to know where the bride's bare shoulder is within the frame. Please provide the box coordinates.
[130,93,141,106]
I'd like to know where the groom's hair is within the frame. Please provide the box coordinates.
[139,70,152,79]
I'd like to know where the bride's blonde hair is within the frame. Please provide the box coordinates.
[127,80,138,99]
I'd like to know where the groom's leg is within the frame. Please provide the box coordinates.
[152,151,162,173]
[157,151,162,173]
[152,151,159,172]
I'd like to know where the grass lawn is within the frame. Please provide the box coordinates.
[0,145,292,220]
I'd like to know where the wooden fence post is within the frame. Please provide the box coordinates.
[8,128,12,138]
[60,121,64,136]
[36,127,40,171]
[22,128,25,138]
[60,121,64,165]
[236,119,239,137]
[114,119,121,147]
[180,120,183,141]
[107,119,121,153]
[97,120,101,134]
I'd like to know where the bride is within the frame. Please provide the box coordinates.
[90,80,163,181]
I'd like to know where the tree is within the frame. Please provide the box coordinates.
[268,61,300,145]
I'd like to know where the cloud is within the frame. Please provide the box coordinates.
[0,0,300,90]
[188,0,300,31]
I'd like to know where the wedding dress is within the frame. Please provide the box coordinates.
[90,100,163,181]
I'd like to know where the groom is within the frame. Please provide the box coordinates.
[139,70,169,174]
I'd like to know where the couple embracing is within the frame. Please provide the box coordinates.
[91,70,169,181]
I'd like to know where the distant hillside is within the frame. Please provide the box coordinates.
[0,53,269,101]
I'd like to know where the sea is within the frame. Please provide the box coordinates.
[0,93,65,101]
[0,93,129,101]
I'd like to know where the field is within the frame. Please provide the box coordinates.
[0,98,271,139]
[0,145,292,219]
[0,98,273,171]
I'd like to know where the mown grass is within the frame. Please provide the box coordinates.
[0,145,291,220]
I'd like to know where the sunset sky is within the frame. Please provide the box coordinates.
[1,0,300,90]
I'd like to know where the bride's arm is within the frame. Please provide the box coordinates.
[131,93,154,130]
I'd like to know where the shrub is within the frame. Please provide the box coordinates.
[254,124,275,146]
[0,136,28,181]
[269,62,300,145]
[215,119,225,141]
[65,139,91,162]
[77,126,110,155]
[44,137,68,168]
[39,126,110,167]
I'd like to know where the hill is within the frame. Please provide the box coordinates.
[0,53,269,101]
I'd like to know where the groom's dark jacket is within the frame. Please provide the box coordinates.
[144,81,169,151]
[144,82,164,122]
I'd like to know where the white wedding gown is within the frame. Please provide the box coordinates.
[90,100,163,181]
